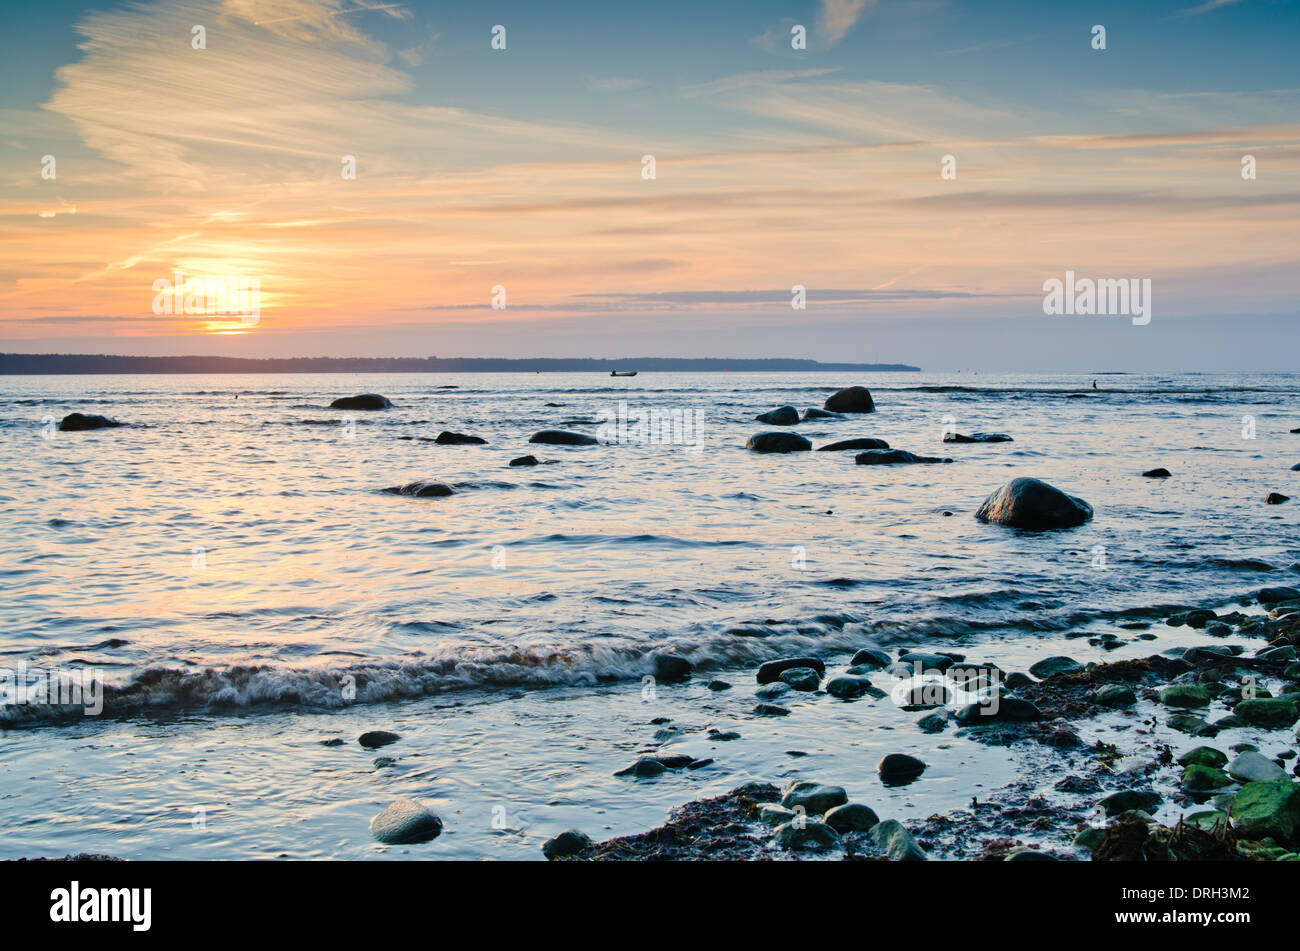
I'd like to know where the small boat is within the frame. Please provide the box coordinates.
[610,370,637,377]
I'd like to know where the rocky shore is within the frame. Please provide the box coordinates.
[541,591,1300,861]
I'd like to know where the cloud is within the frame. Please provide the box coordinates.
[1176,0,1247,16]
[817,0,876,46]
[587,76,647,92]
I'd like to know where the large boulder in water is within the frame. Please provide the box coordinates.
[331,393,392,410]
[818,438,890,452]
[530,430,598,446]
[824,386,875,414]
[369,799,443,844]
[855,449,950,465]
[755,405,800,425]
[58,413,122,432]
[746,432,812,453]
[382,481,454,498]
[975,477,1093,530]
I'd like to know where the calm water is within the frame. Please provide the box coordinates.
[0,371,1295,859]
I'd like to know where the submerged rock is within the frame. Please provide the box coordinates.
[1228,751,1288,783]
[1028,656,1082,678]
[773,820,841,851]
[825,675,884,699]
[650,653,693,683]
[877,753,926,785]
[823,802,880,833]
[1098,789,1161,817]
[817,437,890,452]
[529,429,598,446]
[508,455,538,467]
[1258,586,1300,604]
[1178,746,1228,769]
[58,413,123,432]
[850,647,892,669]
[435,431,486,445]
[802,407,845,421]
[953,698,1043,724]
[755,405,799,425]
[369,799,443,844]
[1141,467,1172,478]
[382,481,454,498]
[1231,781,1300,844]
[330,393,392,410]
[1160,685,1211,708]
[778,667,821,691]
[824,386,876,414]
[745,432,812,453]
[359,731,401,748]
[1266,492,1291,504]
[943,432,1012,443]
[1234,697,1298,728]
[781,781,848,814]
[1181,764,1232,791]
[974,477,1093,530]
[542,829,592,860]
[855,449,950,465]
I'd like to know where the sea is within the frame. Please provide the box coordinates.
[0,370,1295,859]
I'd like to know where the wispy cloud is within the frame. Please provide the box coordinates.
[817,0,877,46]
[1176,0,1247,16]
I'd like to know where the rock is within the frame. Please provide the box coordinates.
[900,682,951,708]
[755,683,791,700]
[653,754,694,769]
[817,438,891,452]
[1005,848,1059,861]
[382,481,454,498]
[944,432,1012,443]
[825,675,884,699]
[778,667,821,691]
[359,731,401,748]
[1266,493,1290,505]
[755,405,800,425]
[1099,790,1161,817]
[1168,714,1217,736]
[850,648,891,669]
[1160,685,1211,708]
[435,431,486,445]
[1028,656,1082,679]
[707,679,731,691]
[1074,826,1106,850]
[898,651,954,672]
[369,799,443,844]
[1005,672,1035,689]
[954,698,1043,724]
[1234,698,1298,728]
[373,756,396,768]
[330,394,392,410]
[773,820,842,851]
[868,819,927,860]
[745,432,812,453]
[1184,811,1230,832]
[756,657,826,684]
[508,455,539,467]
[824,386,875,414]
[650,653,693,683]
[1182,764,1232,791]
[1258,586,1300,605]
[708,728,741,741]
[614,757,669,778]
[756,803,796,825]
[974,477,1093,530]
[1231,781,1300,844]
[58,413,122,431]
[1178,746,1228,769]
[877,753,926,785]
[915,710,949,733]
[1094,683,1137,707]
[1141,467,1172,478]
[541,829,593,859]
[802,407,845,420]
[823,803,880,833]
[732,780,781,800]
[781,782,848,814]
[529,430,598,446]
[752,703,790,716]
[1229,751,1288,783]
[855,449,950,465]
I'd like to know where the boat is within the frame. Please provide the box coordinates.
[610,370,637,377]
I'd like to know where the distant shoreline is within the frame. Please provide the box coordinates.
[0,354,921,374]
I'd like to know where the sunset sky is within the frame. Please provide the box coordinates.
[2,0,1298,369]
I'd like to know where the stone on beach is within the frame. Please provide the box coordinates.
[817,437,890,452]
[1181,764,1231,791]
[330,393,392,410]
[781,781,848,814]
[778,667,821,691]
[756,657,826,684]
[745,432,812,453]
[773,820,842,851]
[974,477,1093,530]
[1228,751,1288,783]
[850,648,891,669]
[1160,685,1211,708]
[529,429,598,446]
[1258,586,1300,605]
[825,675,884,699]
[1098,789,1161,817]
[369,799,443,844]
[1231,781,1300,844]
[823,386,875,414]
[953,698,1043,724]
[58,412,123,431]
[542,829,592,860]
[823,802,880,833]
[1178,746,1228,769]
[1028,655,1082,678]
[877,753,926,785]
[1233,698,1298,728]
[755,405,799,425]
[855,449,951,465]
[868,819,927,860]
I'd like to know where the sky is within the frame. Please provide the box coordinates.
[1,0,1298,370]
